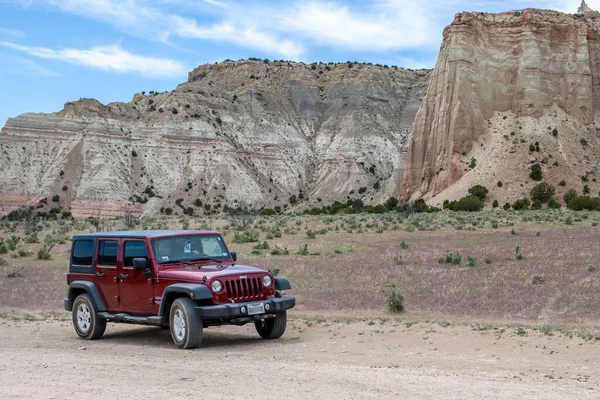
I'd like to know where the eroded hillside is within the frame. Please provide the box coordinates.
[0,61,428,216]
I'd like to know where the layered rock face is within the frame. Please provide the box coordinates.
[0,62,428,216]
[402,7,600,201]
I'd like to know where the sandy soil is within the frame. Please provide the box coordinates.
[0,314,598,399]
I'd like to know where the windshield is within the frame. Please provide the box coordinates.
[151,234,230,265]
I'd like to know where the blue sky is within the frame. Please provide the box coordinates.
[0,0,589,126]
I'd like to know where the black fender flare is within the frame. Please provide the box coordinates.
[274,276,291,291]
[158,283,213,317]
[66,281,107,311]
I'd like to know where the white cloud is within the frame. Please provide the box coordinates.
[0,55,59,77]
[278,1,434,52]
[0,26,26,37]
[0,41,187,78]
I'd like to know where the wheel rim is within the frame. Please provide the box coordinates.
[76,303,91,333]
[173,309,186,342]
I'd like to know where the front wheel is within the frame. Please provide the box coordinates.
[169,297,203,349]
[255,311,287,339]
[72,294,106,340]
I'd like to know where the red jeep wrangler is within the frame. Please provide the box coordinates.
[64,230,295,349]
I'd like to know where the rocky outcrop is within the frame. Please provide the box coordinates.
[0,61,428,216]
[402,7,600,201]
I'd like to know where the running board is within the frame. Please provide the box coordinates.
[98,312,164,326]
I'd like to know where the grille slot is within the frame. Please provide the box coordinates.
[224,277,263,301]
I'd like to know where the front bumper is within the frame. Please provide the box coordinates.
[194,296,295,320]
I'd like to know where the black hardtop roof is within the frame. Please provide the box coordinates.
[73,230,218,239]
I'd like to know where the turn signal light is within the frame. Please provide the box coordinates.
[214,295,220,302]
[269,289,274,295]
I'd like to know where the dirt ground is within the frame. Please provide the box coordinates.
[0,313,598,399]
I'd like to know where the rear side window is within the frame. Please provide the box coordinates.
[72,240,94,266]
[98,240,118,266]
[124,241,148,267]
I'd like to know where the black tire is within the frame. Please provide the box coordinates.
[72,294,106,340]
[255,310,287,339]
[169,297,203,349]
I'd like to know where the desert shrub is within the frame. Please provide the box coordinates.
[0,257,8,266]
[547,199,561,209]
[52,195,60,202]
[530,182,555,203]
[563,189,578,204]
[492,200,499,208]
[529,164,542,181]
[531,273,545,284]
[131,150,137,157]
[0,244,7,254]
[484,256,492,264]
[552,128,558,136]
[453,195,483,212]
[18,248,32,257]
[469,158,477,169]
[581,138,588,146]
[503,202,511,210]
[296,244,309,255]
[440,251,461,265]
[567,196,600,211]
[382,283,404,313]
[400,241,408,249]
[268,267,280,276]
[37,243,55,260]
[531,200,542,210]
[468,185,489,200]
[512,198,530,210]
[467,255,477,266]
[515,245,523,260]
[232,230,259,243]
[270,246,289,256]
[558,180,566,186]
[497,181,503,187]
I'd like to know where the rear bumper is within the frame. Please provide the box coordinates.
[194,296,295,320]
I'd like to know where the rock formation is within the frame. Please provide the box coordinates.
[402,7,600,203]
[0,62,428,216]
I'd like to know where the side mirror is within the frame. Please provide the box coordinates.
[230,251,237,262]
[132,258,148,270]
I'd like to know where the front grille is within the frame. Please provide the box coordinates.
[224,276,263,301]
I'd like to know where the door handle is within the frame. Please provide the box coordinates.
[119,273,129,279]
[95,272,105,277]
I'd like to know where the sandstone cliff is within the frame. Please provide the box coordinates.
[0,62,428,216]
[402,7,600,203]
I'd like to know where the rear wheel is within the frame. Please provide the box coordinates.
[72,294,106,340]
[255,311,287,339]
[169,297,203,349]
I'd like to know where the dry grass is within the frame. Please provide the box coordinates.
[1,210,599,326]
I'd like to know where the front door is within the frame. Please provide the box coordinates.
[95,239,120,309]
[118,240,154,314]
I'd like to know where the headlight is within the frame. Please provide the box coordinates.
[211,279,223,293]
[263,275,272,288]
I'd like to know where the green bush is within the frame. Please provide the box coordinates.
[232,230,259,243]
[547,199,561,209]
[563,189,578,205]
[529,164,542,181]
[497,181,503,187]
[567,196,600,211]
[492,200,499,208]
[503,202,511,210]
[453,195,483,212]
[468,185,489,200]
[469,158,477,169]
[512,198,530,210]
[531,200,542,210]
[530,182,555,203]
[382,283,404,313]
[558,180,566,186]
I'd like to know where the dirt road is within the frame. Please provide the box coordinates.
[0,314,598,399]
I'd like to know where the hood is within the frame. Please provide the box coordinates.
[158,263,267,282]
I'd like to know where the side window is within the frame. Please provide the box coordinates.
[72,240,94,266]
[124,241,148,268]
[98,240,118,266]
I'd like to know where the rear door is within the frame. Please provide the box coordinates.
[118,240,154,314]
[95,239,120,309]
